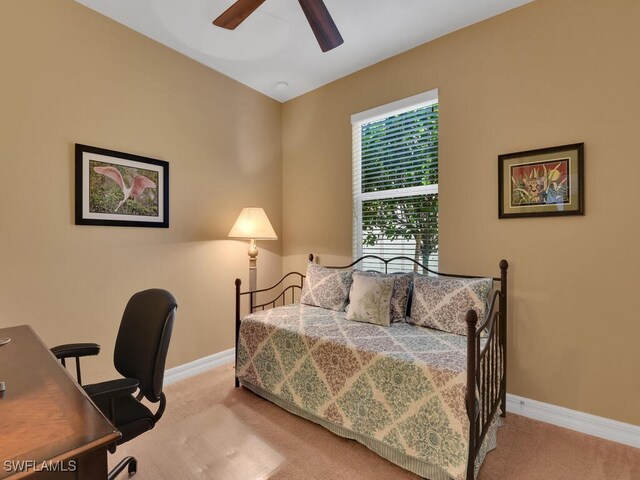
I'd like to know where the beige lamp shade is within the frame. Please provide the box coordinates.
[228,207,278,240]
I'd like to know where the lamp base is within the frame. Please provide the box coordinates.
[248,239,257,293]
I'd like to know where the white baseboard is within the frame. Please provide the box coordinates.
[164,348,235,385]
[506,394,640,448]
[162,352,639,449]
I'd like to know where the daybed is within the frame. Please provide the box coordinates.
[234,254,508,480]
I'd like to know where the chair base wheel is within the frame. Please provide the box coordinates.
[108,456,137,480]
[128,458,137,475]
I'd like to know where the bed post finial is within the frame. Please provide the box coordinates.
[308,253,314,262]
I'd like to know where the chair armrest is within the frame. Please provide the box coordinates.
[84,378,139,402]
[51,343,100,359]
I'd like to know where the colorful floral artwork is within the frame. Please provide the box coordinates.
[510,158,570,207]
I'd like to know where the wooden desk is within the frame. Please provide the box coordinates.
[0,325,120,479]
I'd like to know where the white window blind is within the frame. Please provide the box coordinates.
[352,90,439,273]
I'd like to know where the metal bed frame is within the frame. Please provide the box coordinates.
[235,253,509,480]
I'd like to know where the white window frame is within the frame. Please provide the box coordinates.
[351,89,439,260]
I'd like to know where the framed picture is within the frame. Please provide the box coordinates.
[498,143,584,219]
[75,144,169,227]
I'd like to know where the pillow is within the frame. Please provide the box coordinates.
[346,271,395,326]
[350,271,412,322]
[408,275,493,336]
[300,262,353,311]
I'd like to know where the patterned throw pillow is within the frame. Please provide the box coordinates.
[346,272,395,326]
[300,263,353,311]
[351,271,412,322]
[408,275,493,336]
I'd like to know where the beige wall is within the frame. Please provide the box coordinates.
[282,0,640,425]
[0,0,282,382]
[3,0,638,427]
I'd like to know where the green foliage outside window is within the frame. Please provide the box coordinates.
[360,105,439,270]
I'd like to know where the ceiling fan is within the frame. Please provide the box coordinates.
[213,0,344,52]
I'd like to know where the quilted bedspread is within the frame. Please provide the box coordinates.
[236,303,495,480]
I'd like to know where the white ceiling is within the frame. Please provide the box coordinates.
[74,0,533,102]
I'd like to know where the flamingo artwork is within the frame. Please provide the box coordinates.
[93,166,157,212]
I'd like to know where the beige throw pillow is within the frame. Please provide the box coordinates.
[351,271,412,322]
[346,272,395,326]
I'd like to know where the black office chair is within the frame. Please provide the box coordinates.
[51,289,178,480]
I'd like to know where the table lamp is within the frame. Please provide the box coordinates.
[228,207,278,292]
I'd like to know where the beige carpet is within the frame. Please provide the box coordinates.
[111,365,640,479]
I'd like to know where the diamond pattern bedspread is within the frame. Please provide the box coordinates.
[237,303,477,480]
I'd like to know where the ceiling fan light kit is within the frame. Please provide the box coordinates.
[213,0,343,52]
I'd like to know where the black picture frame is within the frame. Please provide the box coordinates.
[498,143,584,219]
[75,144,169,228]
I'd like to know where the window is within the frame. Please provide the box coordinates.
[352,90,439,272]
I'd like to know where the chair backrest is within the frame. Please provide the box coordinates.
[113,289,177,403]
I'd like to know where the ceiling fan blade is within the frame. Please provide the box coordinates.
[213,0,266,30]
[298,0,344,52]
